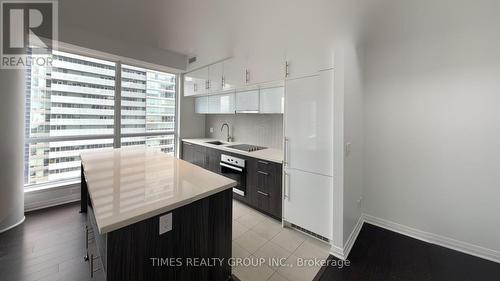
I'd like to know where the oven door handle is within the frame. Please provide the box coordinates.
[220,162,243,172]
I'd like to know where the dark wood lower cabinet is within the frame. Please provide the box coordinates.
[249,159,282,219]
[181,141,282,220]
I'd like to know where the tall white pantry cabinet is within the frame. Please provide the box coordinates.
[283,69,334,240]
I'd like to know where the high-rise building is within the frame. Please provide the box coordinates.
[25,51,176,186]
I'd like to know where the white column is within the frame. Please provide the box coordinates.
[0,68,25,233]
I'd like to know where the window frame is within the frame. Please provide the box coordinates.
[24,43,180,191]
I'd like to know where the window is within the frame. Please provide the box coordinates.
[120,65,176,154]
[25,51,177,187]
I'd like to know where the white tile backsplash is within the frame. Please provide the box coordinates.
[205,114,283,149]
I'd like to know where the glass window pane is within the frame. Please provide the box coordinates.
[121,135,175,155]
[26,139,113,185]
[121,65,176,135]
[25,50,116,186]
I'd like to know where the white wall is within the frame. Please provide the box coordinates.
[341,40,364,247]
[363,0,500,256]
[205,114,283,149]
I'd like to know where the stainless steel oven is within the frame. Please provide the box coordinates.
[220,154,246,196]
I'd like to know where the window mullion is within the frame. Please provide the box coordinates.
[114,61,122,148]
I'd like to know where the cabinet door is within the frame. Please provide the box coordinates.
[182,142,195,163]
[259,86,284,114]
[186,67,209,96]
[253,160,282,218]
[283,168,333,239]
[219,93,235,114]
[208,62,224,94]
[183,75,196,97]
[195,96,209,114]
[235,90,259,113]
[208,95,220,114]
[285,41,334,79]
[246,48,285,85]
[206,148,221,173]
[193,144,207,168]
[284,70,334,176]
[222,57,246,91]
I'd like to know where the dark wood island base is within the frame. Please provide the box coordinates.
[81,169,233,281]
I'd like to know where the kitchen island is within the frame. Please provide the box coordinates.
[80,148,236,281]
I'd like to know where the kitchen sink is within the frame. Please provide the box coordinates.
[205,141,225,145]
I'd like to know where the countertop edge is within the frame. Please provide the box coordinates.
[97,181,236,234]
[182,138,284,164]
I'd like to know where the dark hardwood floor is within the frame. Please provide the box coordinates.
[0,202,104,281]
[315,223,500,281]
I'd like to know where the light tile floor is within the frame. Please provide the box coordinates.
[231,200,330,281]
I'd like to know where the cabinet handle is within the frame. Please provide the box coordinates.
[284,172,290,200]
[84,225,89,261]
[285,61,290,78]
[90,254,94,277]
[194,83,197,92]
[257,171,269,176]
[258,160,269,165]
[284,137,289,167]
[222,76,225,88]
[257,190,269,197]
[245,69,249,83]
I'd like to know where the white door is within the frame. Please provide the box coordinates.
[235,90,259,113]
[259,86,284,114]
[208,62,223,94]
[283,168,333,239]
[284,69,334,176]
[195,96,208,114]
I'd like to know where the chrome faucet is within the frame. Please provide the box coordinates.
[221,123,232,142]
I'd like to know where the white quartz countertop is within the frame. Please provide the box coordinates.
[182,138,284,163]
[80,148,236,234]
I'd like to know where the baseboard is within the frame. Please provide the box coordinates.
[329,244,346,260]
[363,214,500,264]
[343,215,364,259]
[329,214,364,260]
[24,183,81,212]
[0,216,25,233]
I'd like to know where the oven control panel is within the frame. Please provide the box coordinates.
[220,154,245,168]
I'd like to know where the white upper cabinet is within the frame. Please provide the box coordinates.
[208,62,223,94]
[259,86,284,114]
[194,96,209,114]
[207,93,235,114]
[235,89,259,113]
[246,46,286,85]
[284,40,334,79]
[184,67,209,96]
[222,57,246,91]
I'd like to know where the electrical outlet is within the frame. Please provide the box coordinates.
[159,213,172,235]
[209,127,214,133]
